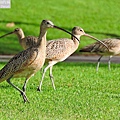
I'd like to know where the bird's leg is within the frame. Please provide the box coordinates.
[49,66,56,90]
[37,61,57,91]
[7,76,29,103]
[22,76,32,92]
[37,64,50,91]
[40,63,47,74]
[40,67,44,74]
[108,55,112,70]
[20,92,29,103]
[96,56,103,72]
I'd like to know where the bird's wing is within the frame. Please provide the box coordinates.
[0,47,38,79]
[79,39,118,53]
[22,36,38,49]
[46,38,72,60]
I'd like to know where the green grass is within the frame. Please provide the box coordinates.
[0,62,119,120]
[0,0,120,54]
[0,1,120,119]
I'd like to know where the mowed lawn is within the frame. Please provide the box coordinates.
[0,0,120,120]
[0,62,119,120]
[0,0,120,54]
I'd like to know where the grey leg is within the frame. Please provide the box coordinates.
[108,56,112,70]
[96,56,103,71]
[22,76,32,92]
[37,64,51,91]
[49,65,56,90]
[7,76,29,103]
[37,61,57,91]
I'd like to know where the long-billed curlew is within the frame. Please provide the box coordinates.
[0,28,38,49]
[0,27,84,50]
[37,27,109,91]
[0,20,79,102]
[0,26,109,91]
[79,38,120,71]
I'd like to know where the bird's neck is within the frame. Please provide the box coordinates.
[37,28,47,51]
[16,31,25,43]
[71,35,80,45]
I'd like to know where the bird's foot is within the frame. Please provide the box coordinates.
[37,86,42,92]
[21,92,29,103]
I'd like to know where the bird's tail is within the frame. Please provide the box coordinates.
[0,70,8,83]
[79,45,95,52]
[79,48,91,52]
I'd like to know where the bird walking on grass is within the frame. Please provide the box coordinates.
[0,25,108,91]
[0,20,78,102]
[79,38,120,71]
[37,27,109,91]
[0,28,38,50]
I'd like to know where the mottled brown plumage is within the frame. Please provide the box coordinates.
[0,28,38,49]
[0,20,76,102]
[1,26,108,91]
[79,38,120,71]
[37,27,109,91]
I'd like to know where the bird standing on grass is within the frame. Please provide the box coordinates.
[0,20,78,102]
[0,25,109,91]
[37,27,109,91]
[79,38,120,71]
[0,28,38,50]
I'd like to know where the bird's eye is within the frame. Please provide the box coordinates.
[46,22,50,24]
[15,28,19,31]
[80,29,83,32]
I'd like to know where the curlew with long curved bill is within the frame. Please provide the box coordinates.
[0,28,38,49]
[79,38,120,71]
[0,20,79,102]
[37,27,109,91]
[0,26,109,90]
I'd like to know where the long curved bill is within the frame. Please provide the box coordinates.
[0,31,14,38]
[84,33,109,50]
[53,25,80,42]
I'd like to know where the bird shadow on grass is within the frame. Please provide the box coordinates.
[56,62,97,68]
[1,20,120,38]
[65,27,120,38]
[56,61,120,70]
[0,85,11,89]
[0,20,39,27]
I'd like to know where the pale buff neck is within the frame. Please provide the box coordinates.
[15,30,25,44]
[71,35,80,45]
[37,28,47,51]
